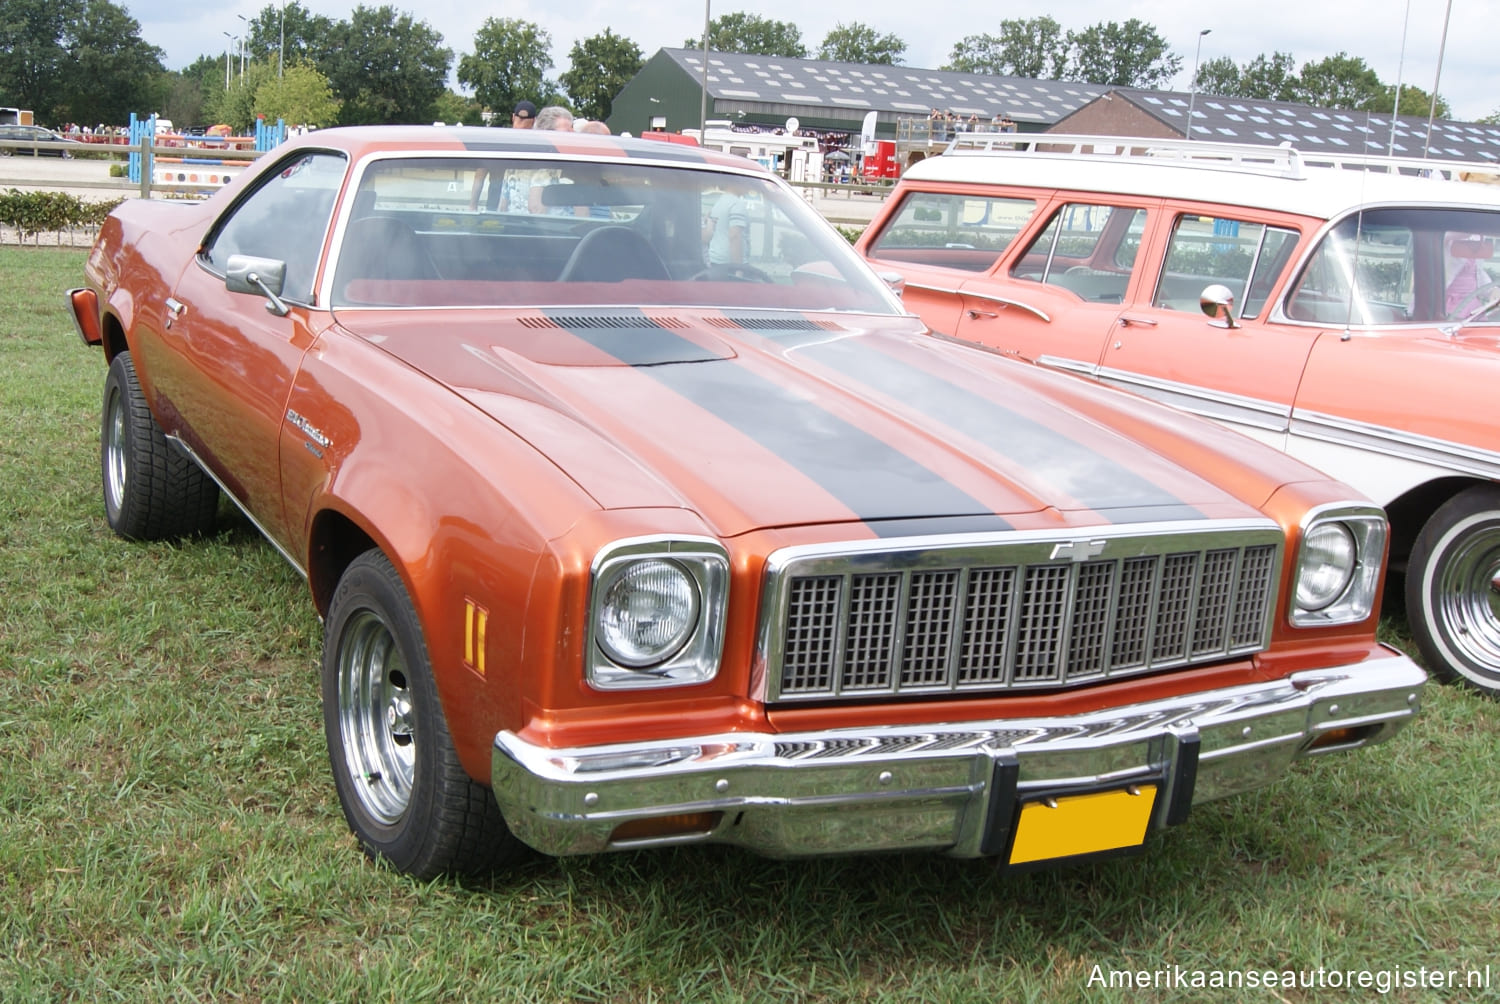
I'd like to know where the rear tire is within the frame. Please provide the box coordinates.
[323,550,523,878]
[1406,485,1500,696]
[100,351,218,540]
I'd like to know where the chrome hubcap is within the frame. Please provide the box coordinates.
[337,610,416,825]
[104,388,127,514]
[1434,517,1500,675]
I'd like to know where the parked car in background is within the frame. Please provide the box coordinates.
[860,134,1500,696]
[0,124,80,157]
[66,126,1423,880]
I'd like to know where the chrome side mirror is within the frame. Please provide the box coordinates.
[225,254,291,317]
[877,270,906,299]
[1199,283,1239,329]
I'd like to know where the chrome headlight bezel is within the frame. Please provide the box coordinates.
[1291,503,1387,627]
[587,536,729,690]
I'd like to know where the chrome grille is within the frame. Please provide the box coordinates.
[762,524,1283,702]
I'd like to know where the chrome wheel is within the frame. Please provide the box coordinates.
[1409,486,1500,695]
[1430,514,1500,672]
[336,609,417,825]
[103,384,128,516]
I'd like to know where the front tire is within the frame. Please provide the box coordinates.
[100,351,218,540]
[1406,485,1500,695]
[323,551,522,878]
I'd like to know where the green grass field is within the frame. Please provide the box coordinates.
[4,246,1498,1002]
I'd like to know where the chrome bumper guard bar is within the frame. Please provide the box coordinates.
[491,652,1424,861]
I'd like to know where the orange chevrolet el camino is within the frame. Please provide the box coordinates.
[66,126,1423,879]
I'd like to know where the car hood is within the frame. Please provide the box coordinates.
[336,308,1287,538]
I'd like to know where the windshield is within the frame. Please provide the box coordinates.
[329,155,899,314]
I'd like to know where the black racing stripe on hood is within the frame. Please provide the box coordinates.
[747,323,1204,523]
[543,309,1010,535]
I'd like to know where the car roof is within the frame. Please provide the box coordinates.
[901,134,1500,220]
[280,124,763,174]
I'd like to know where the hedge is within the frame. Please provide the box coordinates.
[0,189,123,242]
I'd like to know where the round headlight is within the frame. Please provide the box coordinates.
[1296,522,1357,611]
[596,559,700,668]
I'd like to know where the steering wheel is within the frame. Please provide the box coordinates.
[1455,281,1500,323]
[691,262,772,283]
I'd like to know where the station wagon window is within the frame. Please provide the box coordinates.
[866,192,1034,272]
[1154,215,1297,320]
[203,151,346,304]
[1009,204,1146,304]
[1287,208,1500,325]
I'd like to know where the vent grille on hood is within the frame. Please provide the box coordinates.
[518,315,689,329]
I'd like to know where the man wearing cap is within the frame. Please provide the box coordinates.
[470,100,540,210]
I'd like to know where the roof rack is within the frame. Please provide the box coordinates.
[943,133,1500,186]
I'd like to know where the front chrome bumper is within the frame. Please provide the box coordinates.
[491,651,1424,864]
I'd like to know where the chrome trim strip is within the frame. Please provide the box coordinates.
[1092,366,1290,432]
[1036,354,1096,378]
[491,651,1425,859]
[960,289,1051,322]
[1289,408,1500,481]
[166,435,308,579]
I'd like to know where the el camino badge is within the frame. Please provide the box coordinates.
[286,410,332,451]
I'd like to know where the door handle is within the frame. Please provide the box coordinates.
[967,309,999,319]
[164,297,185,328]
[1117,315,1157,328]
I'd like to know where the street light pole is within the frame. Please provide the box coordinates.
[1186,28,1210,141]
[279,0,285,77]
[237,13,249,80]
[1423,0,1454,158]
[222,32,235,90]
[699,0,711,133]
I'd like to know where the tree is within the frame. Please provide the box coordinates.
[458,17,553,119]
[245,2,335,72]
[319,5,451,125]
[817,22,905,65]
[254,63,340,127]
[1238,52,1297,101]
[993,17,1068,78]
[61,0,166,126]
[1193,56,1241,97]
[431,89,482,126]
[1378,83,1449,119]
[207,61,274,132]
[944,34,1006,75]
[160,54,223,128]
[1065,19,1181,89]
[1291,52,1384,110]
[0,0,79,119]
[687,13,806,58]
[560,29,642,121]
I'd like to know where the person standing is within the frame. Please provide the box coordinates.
[471,101,539,210]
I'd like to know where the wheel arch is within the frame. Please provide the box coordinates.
[307,506,379,618]
[1384,475,1490,573]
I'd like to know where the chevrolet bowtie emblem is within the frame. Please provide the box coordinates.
[1051,539,1107,562]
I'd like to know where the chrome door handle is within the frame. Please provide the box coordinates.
[1118,315,1157,327]
[967,309,998,319]
[164,297,185,328]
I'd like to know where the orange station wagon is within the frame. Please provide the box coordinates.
[66,127,1424,879]
[861,135,1500,696]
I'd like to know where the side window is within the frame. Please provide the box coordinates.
[203,152,347,304]
[1009,204,1146,304]
[867,192,1035,272]
[1155,215,1298,319]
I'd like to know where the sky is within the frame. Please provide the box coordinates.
[133,0,1497,123]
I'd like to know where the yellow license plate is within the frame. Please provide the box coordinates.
[1008,785,1158,865]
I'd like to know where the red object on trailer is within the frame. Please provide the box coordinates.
[861,140,897,179]
[637,130,700,147]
